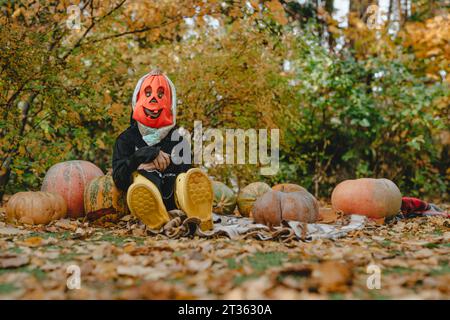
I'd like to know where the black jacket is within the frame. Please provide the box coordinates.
[112,124,191,191]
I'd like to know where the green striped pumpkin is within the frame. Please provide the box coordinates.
[84,174,128,221]
[237,182,271,217]
[212,181,237,215]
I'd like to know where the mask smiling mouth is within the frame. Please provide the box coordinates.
[144,107,162,119]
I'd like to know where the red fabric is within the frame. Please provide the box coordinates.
[133,74,173,128]
[401,197,429,214]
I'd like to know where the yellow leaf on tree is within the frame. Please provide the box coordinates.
[103,92,112,105]
[96,138,106,149]
[265,0,288,25]
[249,0,260,10]
[109,103,124,116]
[18,145,26,156]
[328,25,341,35]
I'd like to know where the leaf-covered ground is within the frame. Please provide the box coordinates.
[0,206,449,300]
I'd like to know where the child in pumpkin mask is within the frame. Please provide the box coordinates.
[112,69,213,231]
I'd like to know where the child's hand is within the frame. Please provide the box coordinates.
[137,162,157,171]
[152,151,171,171]
[129,146,160,170]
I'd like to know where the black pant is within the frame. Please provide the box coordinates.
[137,169,178,210]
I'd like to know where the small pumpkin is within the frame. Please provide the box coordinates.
[6,191,67,225]
[331,178,402,218]
[212,181,237,215]
[236,182,271,217]
[84,175,129,221]
[252,189,319,227]
[41,160,104,218]
[272,183,307,193]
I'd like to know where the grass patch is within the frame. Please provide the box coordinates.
[97,233,127,245]
[167,278,185,285]
[429,261,450,276]
[227,252,288,275]
[287,257,304,264]
[0,266,47,280]
[16,231,72,242]
[8,247,24,254]
[384,266,416,275]
[367,290,391,300]
[329,293,345,300]
[130,237,145,246]
[226,258,239,270]
[51,252,82,262]
[58,231,73,240]
[172,251,184,258]
[96,233,144,246]
[0,283,18,294]
[230,252,288,286]
[380,240,393,247]
[247,252,288,272]
[389,250,405,256]
[46,245,64,250]
[233,274,259,286]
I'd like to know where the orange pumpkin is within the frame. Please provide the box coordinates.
[252,189,319,228]
[41,160,104,218]
[6,191,67,225]
[84,175,129,221]
[272,183,307,193]
[331,178,402,218]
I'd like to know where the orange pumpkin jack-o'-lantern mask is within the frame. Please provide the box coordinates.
[133,73,173,128]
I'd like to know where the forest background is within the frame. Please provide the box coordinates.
[0,0,448,202]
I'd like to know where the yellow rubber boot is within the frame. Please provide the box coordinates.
[175,168,213,231]
[127,173,170,230]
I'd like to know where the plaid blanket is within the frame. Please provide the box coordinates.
[395,197,449,220]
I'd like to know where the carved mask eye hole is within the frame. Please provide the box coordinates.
[157,87,164,99]
[145,86,152,98]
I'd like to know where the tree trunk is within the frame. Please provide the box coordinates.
[349,0,372,18]
[0,156,11,201]
[388,0,393,23]
[325,0,335,50]
[0,92,38,200]
[325,0,334,14]
[397,0,403,25]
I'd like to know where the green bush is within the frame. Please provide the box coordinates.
[272,34,449,201]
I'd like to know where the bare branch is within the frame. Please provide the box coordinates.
[82,16,186,45]
[61,0,127,61]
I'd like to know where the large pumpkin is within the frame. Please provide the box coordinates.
[212,181,237,215]
[41,160,104,218]
[84,174,129,221]
[236,182,271,217]
[272,183,307,193]
[331,178,402,219]
[252,189,319,228]
[6,191,67,225]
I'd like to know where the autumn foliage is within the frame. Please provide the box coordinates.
[0,0,448,202]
